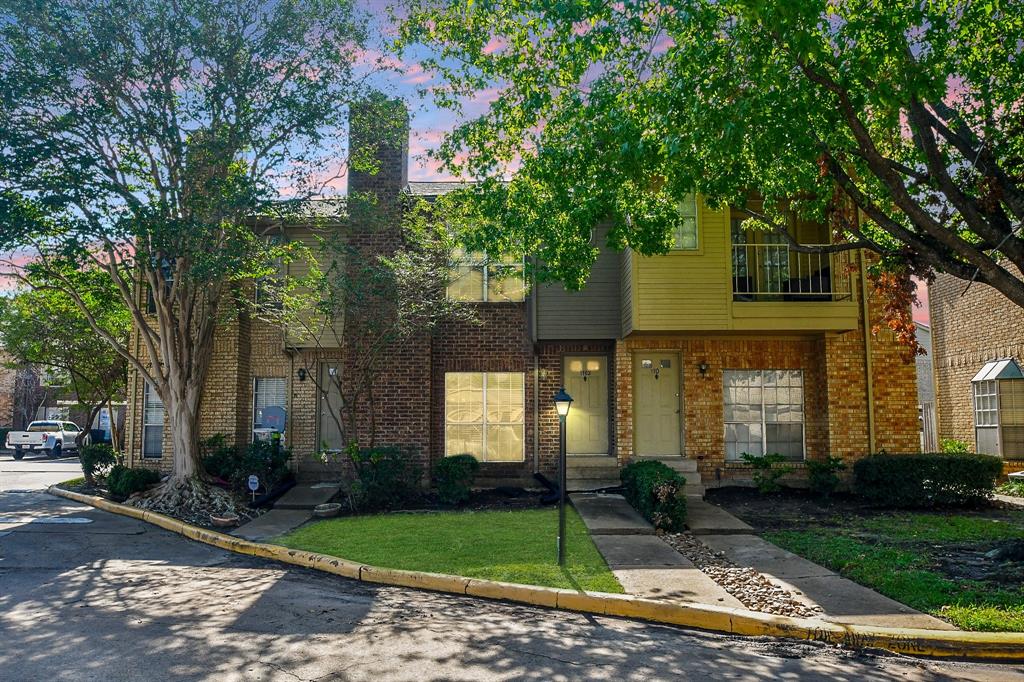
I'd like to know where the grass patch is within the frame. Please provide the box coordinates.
[58,477,86,487]
[767,526,1024,632]
[275,507,623,593]
[858,513,1024,543]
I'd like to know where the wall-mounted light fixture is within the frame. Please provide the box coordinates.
[697,361,709,377]
[297,367,308,382]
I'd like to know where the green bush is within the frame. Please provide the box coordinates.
[106,465,160,499]
[80,443,118,485]
[741,452,794,494]
[434,454,480,506]
[201,434,292,494]
[996,480,1024,498]
[0,427,10,448]
[620,460,687,532]
[854,453,1003,507]
[940,438,971,454]
[347,444,423,511]
[806,456,846,499]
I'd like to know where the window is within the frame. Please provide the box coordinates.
[445,372,525,462]
[253,377,286,432]
[142,381,164,458]
[447,249,525,302]
[724,370,805,461]
[672,193,699,250]
[972,359,1024,458]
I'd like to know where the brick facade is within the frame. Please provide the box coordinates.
[930,270,1024,472]
[122,96,921,488]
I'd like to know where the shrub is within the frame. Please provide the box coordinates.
[106,465,160,499]
[620,460,687,532]
[940,438,971,455]
[996,480,1024,499]
[854,453,1003,507]
[347,444,423,511]
[741,452,794,494]
[231,439,292,494]
[806,456,846,499]
[80,443,118,485]
[434,454,480,506]
[0,427,10,448]
[201,435,292,494]
[201,434,238,481]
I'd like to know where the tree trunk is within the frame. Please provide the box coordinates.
[166,385,204,483]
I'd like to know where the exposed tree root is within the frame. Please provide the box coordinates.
[125,476,261,527]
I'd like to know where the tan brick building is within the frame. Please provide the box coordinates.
[930,270,1024,474]
[123,100,920,492]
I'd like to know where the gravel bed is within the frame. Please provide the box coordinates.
[663,532,822,618]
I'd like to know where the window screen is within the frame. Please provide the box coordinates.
[672,193,699,250]
[253,378,286,429]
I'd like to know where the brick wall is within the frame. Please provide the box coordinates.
[931,269,1024,468]
[0,353,16,428]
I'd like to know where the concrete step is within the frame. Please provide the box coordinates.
[566,455,619,468]
[685,483,705,498]
[274,482,342,510]
[633,456,698,473]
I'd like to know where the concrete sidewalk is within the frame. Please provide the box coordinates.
[573,492,955,630]
[571,493,742,607]
[232,482,341,541]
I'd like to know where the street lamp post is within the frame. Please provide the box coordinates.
[553,387,573,566]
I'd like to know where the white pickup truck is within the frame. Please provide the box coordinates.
[5,421,84,460]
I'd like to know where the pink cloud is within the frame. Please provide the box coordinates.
[482,37,506,55]
[401,63,434,86]
[913,277,930,324]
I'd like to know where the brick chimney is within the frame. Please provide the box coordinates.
[348,92,409,208]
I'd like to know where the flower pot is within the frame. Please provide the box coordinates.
[313,502,342,518]
[210,513,240,528]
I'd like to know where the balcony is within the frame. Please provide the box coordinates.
[731,243,855,302]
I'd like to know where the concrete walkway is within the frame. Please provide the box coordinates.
[232,482,341,541]
[571,493,743,607]
[573,492,955,630]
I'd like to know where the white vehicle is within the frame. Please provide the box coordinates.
[5,421,83,460]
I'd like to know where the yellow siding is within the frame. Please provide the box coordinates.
[633,197,731,330]
[626,197,859,333]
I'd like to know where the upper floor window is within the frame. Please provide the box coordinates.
[671,193,699,250]
[447,249,525,302]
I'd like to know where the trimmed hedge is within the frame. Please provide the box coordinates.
[620,460,687,532]
[854,453,1002,507]
[434,454,480,506]
[106,465,161,500]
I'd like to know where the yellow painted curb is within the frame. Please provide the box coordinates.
[47,485,1024,662]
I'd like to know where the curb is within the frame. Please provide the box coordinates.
[48,485,1024,662]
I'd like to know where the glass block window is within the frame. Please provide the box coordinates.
[672,193,699,250]
[447,249,525,302]
[724,370,805,461]
[445,372,525,462]
[142,381,164,458]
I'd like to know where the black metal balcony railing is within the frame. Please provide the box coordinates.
[731,243,854,302]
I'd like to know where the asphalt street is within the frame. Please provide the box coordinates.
[0,448,85,491]
[2,485,1023,681]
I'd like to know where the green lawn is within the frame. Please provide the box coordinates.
[767,513,1024,632]
[274,507,623,593]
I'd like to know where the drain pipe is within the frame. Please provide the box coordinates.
[860,251,877,453]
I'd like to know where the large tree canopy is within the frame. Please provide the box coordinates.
[0,0,382,508]
[398,0,1024,321]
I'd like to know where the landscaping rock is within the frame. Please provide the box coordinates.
[662,532,822,618]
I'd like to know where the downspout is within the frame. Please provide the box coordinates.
[859,251,877,453]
